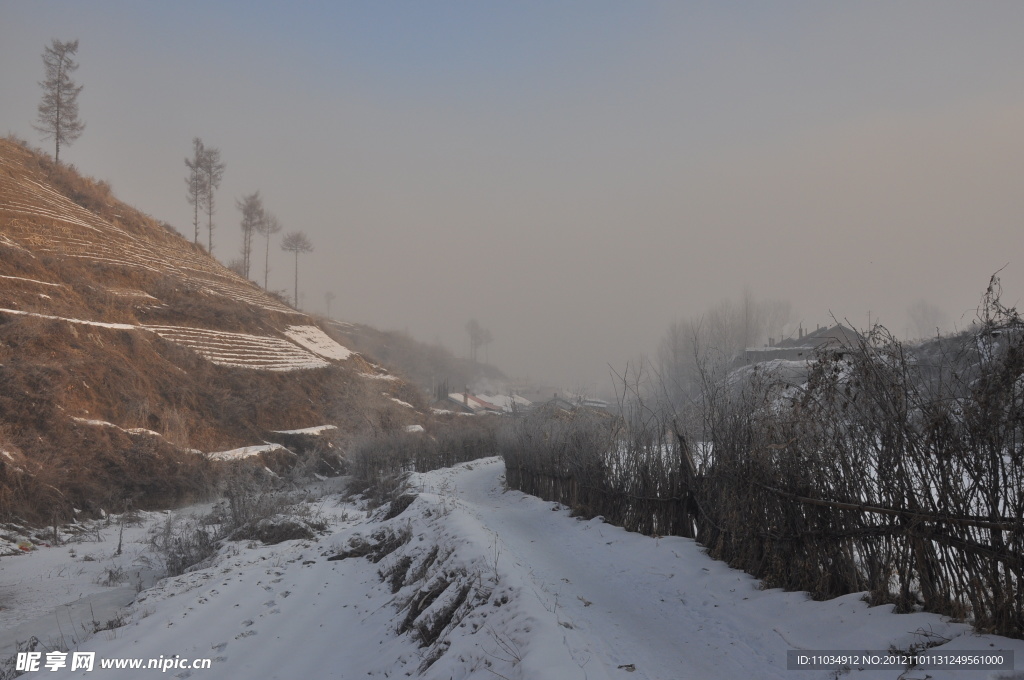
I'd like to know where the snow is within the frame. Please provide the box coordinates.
[3,459,1022,680]
[474,393,531,413]
[0,311,349,373]
[270,425,337,435]
[108,289,157,299]
[125,428,162,437]
[69,418,163,439]
[0,512,167,656]
[390,396,415,409]
[282,325,353,361]
[70,417,117,427]
[144,325,331,371]
[0,308,136,330]
[362,372,399,380]
[204,443,287,461]
[404,424,425,433]
[0,275,62,287]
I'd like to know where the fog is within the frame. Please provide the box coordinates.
[3,2,1022,395]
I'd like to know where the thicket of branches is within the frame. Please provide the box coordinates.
[501,393,697,538]
[346,418,499,504]
[499,277,1024,638]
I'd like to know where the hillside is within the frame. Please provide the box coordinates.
[0,137,427,523]
[325,321,509,396]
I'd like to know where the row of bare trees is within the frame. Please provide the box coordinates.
[499,278,1024,638]
[657,289,795,409]
[231,190,313,308]
[185,138,226,252]
[183,151,313,308]
[30,38,315,313]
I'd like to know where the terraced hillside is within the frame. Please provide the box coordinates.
[0,138,427,522]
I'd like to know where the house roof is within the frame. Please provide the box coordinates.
[771,323,861,349]
[447,392,502,413]
[473,393,532,413]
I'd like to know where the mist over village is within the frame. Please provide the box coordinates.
[2,3,1023,679]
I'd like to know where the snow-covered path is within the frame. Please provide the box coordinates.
[422,459,1021,680]
[5,458,1021,680]
[449,460,781,679]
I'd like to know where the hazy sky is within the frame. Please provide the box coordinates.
[3,2,1022,394]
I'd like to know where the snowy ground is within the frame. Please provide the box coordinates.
[2,458,1022,679]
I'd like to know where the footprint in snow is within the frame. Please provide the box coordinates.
[211,642,227,652]
[234,630,256,640]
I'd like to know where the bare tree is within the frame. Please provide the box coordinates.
[657,293,796,408]
[281,231,313,307]
[256,210,282,289]
[35,39,85,163]
[324,291,336,318]
[907,299,949,340]
[236,191,263,279]
[480,327,494,364]
[201,145,225,254]
[465,319,492,363]
[185,138,205,245]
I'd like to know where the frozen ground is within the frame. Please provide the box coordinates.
[2,458,1022,679]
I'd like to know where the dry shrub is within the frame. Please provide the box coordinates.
[345,417,499,505]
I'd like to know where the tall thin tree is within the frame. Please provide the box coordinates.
[466,319,489,363]
[185,138,205,245]
[256,210,282,289]
[35,39,85,163]
[281,231,313,308]
[201,145,225,254]
[324,291,336,318]
[236,191,263,279]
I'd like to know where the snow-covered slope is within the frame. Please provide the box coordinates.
[5,459,1021,680]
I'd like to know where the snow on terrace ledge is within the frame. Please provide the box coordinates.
[270,425,337,435]
[282,325,352,361]
[0,309,347,372]
[206,443,286,461]
[70,417,163,438]
[144,325,332,371]
[0,307,136,330]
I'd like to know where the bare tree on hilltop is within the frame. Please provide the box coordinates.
[256,210,282,289]
[236,191,264,279]
[465,319,493,363]
[35,39,85,163]
[281,231,313,308]
[201,145,225,254]
[185,138,205,245]
[186,139,225,250]
[325,291,336,318]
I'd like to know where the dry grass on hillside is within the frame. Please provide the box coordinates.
[0,136,431,524]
